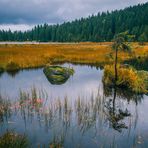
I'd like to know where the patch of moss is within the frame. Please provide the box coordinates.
[103,65,148,94]
[43,66,74,85]
[6,61,20,72]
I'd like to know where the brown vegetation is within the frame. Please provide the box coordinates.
[0,42,148,70]
[103,65,148,94]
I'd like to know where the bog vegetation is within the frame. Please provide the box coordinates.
[0,42,148,71]
[103,65,148,94]
[0,132,29,148]
[102,32,148,94]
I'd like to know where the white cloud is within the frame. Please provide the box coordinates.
[0,24,34,32]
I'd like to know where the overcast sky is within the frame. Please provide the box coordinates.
[0,0,147,31]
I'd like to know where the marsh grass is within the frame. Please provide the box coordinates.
[0,131,29,148]
[138,71,148,91]
[0,86,142,147]
[15,87,138,133]
[0,43,147,70]
[6,61,20,72]
[13,88,106,133]
[103,65,148,94]
[0,94,11,122]
[124,55,148,70]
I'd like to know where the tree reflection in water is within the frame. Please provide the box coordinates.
[104,85,131,132]
[0,86,145,147]
[103,85,144,105]
[103,82,144,133]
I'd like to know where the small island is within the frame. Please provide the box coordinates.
[43,65,74,85]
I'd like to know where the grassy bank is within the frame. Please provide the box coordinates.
[124,55,148,70]
[0,42,148,70]
[103,65,148,94]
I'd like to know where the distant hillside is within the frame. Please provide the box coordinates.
[0,2,148,42]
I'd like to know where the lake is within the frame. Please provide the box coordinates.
[0,64,148,147]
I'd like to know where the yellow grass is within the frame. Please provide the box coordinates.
[0,42,148,69]
[103,64,148,93]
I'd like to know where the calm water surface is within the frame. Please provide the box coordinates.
[0,64,148,148]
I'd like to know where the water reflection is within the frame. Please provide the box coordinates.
[103,85,144,105]
[0,64,103,100]
[0,64,148,147]
[103,84,145,133]
[0,94,11,123]
[0,72,3,77]
[6,70,20,78]
[104,86,131,132]
[0,86,146,147]
[0,70,20,78]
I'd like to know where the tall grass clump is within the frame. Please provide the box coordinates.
[0,131,29,148]
[138,70,148,91]
[103,65,148,94]
[0,95,11,122]
[19,87,47,111]
[6,61,20,72]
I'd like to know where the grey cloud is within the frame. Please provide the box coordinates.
[0,0,147,24]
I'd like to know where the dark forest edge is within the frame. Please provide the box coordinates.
[0,2,147,42]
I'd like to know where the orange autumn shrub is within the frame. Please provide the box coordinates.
[103,65,147,93]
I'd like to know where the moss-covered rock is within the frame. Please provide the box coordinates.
[43,66,74,85]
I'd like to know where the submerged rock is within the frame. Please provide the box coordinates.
[43,66,74,85]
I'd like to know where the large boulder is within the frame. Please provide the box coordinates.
[43,66,74,85]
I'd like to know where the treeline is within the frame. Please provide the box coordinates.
[0,2,148,42]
